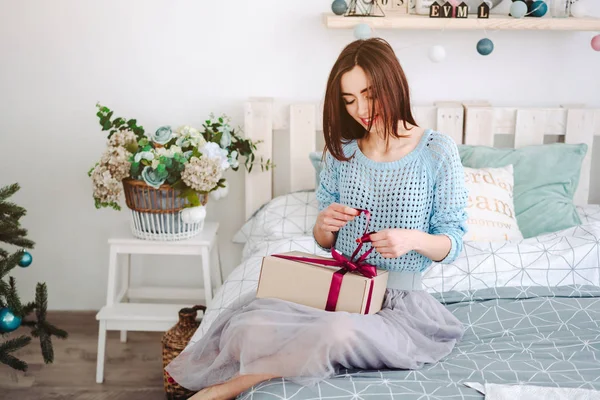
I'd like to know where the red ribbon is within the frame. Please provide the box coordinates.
[272,209,378,313]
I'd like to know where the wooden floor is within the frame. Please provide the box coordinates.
[0,311,169,400]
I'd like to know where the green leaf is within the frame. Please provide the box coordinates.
[127,119,137,127]
[138,138,149,147]
[102,119,112,131]
[185,191,201,207]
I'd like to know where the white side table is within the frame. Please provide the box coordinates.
[95,222,221,384]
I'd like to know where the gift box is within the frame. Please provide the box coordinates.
[256,251,389,314]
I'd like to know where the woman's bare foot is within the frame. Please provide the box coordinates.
[188,374,277,400]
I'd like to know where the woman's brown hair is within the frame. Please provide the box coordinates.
[322,37,417,161]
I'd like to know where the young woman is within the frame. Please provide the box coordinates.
[166,37,469,400]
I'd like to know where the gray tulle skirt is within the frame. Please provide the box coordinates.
[165,289,464,391]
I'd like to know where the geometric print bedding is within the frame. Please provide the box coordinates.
[188,203,600,349]
[237,285,600,400]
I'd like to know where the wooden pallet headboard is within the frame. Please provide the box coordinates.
[243,98,600,220]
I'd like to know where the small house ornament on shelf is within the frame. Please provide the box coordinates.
[478,1,490,18]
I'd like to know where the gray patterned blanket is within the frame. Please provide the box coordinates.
[239,285,600,400]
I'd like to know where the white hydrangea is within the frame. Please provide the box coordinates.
[175,125,206,149]
[200,142,230,171]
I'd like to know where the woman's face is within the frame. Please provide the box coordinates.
[340,65,383,134]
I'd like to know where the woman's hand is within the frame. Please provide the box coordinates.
[369,229,419,259]
[315,203,359,233]
[369,229,452,262]
[313,203,359,250]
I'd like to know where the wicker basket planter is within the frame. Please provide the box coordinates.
[162,305,205,399]
[122,178,207,241]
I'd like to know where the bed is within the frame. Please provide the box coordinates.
[184,99,600,399]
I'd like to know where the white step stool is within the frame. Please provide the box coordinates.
[95,222,221,384]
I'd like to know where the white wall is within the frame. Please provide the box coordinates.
[1,0,599,310]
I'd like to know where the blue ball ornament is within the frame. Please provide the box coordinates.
[0,308,21,333]
[530,1,547,17]
[477,38,494,56]
[354,23,372,40]
[332,0,348,15]
[510,1,528,18]
[18,251,32,267]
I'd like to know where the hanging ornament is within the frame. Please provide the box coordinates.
[510,1,528,18]
[428,45,447,63]
[570,1,587,18]
[18,251,32,267]
[477,38,494,56]
[332,0,348,15]
[353,23,372,40]
[592,34,600,52]
[0,307,22,333]
[530,1,547,17]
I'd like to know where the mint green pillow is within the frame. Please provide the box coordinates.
[458,143,588,238]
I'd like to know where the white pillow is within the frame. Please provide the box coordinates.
[463,164,523,242]
[232,191,319,256]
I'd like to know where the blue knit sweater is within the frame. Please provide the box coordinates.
[315,129,468,273]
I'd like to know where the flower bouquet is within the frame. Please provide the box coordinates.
[88,103,272,240]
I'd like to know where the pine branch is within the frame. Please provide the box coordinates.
[35,283,48,323]
[0,248,8,260]
[0,201,26,223]
[6,277,24,317]
[31,283,65,364]
[0,225,34,248]
[0,183,20,202]
[22,301,36,317]
[45,322,68,340]
[0,250,25,279]
[39,330,54,364]
[0,279,9,301]
[0,335,31,372]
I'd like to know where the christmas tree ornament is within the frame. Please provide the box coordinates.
[592,34,600,52]
[429,45,447,62]
[0,308,21,333]
[530,0,547,16]
[477,38,494,56]
[510,1,528,18]
[354,23,372,39]
[332,0,348,15]
[18,251,33,267]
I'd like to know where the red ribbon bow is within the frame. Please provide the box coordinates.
[272,208,378,313]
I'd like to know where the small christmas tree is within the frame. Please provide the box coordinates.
[0,183,67,372]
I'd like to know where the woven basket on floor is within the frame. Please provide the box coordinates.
[122,178,208,241]
[162,305,206,400]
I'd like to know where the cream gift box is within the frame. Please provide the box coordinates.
[256,251,389,315]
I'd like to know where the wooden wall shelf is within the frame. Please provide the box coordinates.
[323,13,600,31]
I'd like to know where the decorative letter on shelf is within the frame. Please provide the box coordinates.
[456,1,468,18]
[429,1,441,17]
[478,1,490,18]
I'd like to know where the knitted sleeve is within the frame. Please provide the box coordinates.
[428,136,469,264]
[313,151,340,251]
[316,151,340,212]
